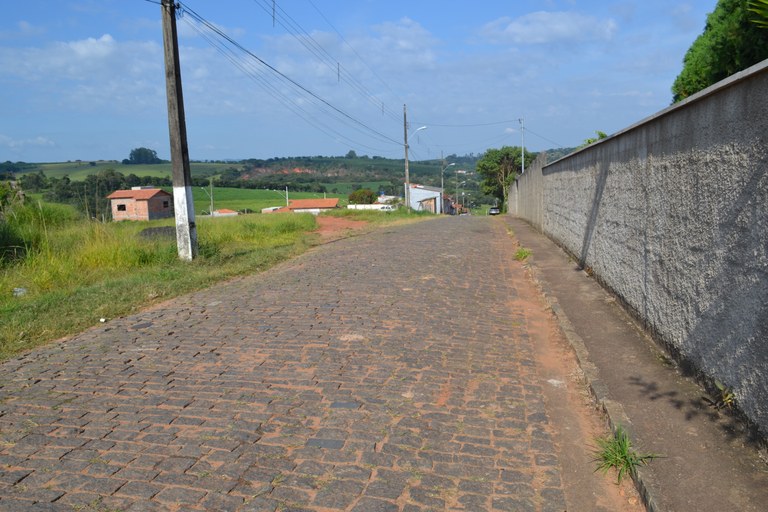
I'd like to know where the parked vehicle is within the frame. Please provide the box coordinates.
[347,204,396,211]
[488,206,501,215]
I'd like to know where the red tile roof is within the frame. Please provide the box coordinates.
[287,198,339,210]
[107,189,171,200]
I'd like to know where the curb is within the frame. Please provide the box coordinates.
[522,256,662,512]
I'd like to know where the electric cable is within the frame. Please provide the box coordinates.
[177,2,403,149]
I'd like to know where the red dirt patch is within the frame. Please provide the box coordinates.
[314,216,368,240]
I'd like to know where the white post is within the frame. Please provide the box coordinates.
[161,0,197,260]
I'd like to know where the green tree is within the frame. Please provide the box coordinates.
[579,131,609,148]
[348,188,377,204]
[126,147,162,165]
[19,170,48,192]
[749,0,768,27]
[475,146,531,210]
[672,0,768,102]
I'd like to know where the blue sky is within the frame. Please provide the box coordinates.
[0,0,714,163]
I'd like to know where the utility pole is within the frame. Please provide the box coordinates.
[519,117,525,175]
[403,104,411,212]
[161,0,197,260]
[208,176,214,215]
[440,155,455,215]
[440,152,445,214]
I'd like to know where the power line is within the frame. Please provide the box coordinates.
[250,0,402,125]
[524,127,565,148]
[413,119,524,128]
[304,0,403,112]
[179,13,393,154]
[177,2,402,148]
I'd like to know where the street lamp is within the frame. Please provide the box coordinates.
[403,104,426,211]
[440,162,455,214]
[456,177,466,215]
[200,176,213,215]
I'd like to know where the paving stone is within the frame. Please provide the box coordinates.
[0,218,574,511]
[152,486,207,506]
[350,497,399,512]
[305,438,344,449]
[115,481,162,499]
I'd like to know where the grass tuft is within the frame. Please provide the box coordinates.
[593,425,660,483]
[514,247,532,261]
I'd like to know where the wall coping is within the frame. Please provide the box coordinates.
[546,58,768,167]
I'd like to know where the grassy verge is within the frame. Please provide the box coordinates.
[0,203,433,361]
[0,209,317,361]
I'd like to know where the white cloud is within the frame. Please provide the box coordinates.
[0,134,55,149]
[0,35,166,112]
[481,11,618,45]
[0,34,124,82]
[367,17,438,69]
[17,21,45,36]
[65,34,115,59]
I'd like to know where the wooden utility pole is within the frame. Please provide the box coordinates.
[403,104,410,212]
[161,0,197,260]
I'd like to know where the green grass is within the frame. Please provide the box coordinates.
[0,207,318,361]
[593,425,660,483]
[0,197,428,361]
[514,247,532,261]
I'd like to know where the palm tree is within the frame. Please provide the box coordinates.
[749,0,768,27]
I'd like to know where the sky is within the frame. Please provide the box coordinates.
[0,0,715,163]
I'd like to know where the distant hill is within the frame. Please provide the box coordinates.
[544,147,578,163]
[8,154,483,194]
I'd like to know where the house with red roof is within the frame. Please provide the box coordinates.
[107,187,173,221]
[212,208,239,217]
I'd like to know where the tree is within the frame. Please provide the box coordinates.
[475,146,531,210]
[749,0,768,27]
[345,150,358,159]
[672,0,768,102]
[19,170,48,192]
[348,188,377,204]
[126,147,162,165]
[579,131,609,148]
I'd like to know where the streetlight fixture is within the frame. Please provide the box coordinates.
[200,176,214,215]
[403,104,426,211]
[456,177,466,215]
[440,162,455,214]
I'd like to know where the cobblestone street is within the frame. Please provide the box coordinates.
[0,217,634,511]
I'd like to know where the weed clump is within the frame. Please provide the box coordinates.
[593,425,661,483]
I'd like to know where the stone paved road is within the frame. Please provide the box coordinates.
[0,217,610,511]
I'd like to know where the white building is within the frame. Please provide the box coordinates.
[406,184,442,213]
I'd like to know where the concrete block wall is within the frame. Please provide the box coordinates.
[512,60,768,437]
[510,152,546,230]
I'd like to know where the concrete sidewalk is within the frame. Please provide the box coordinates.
[0,217,637,512]
[505,216,768,512]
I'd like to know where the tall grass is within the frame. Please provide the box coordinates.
[0,209,317,360]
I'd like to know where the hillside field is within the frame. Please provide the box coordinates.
[35,161,233,180]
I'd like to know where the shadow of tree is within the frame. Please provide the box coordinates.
[627,375,765,449]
